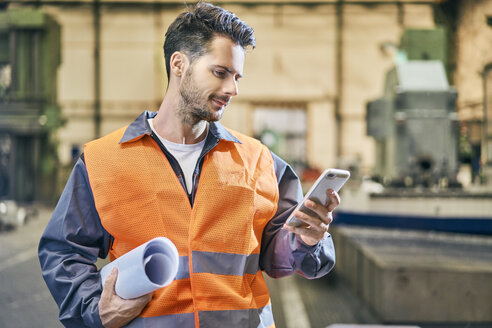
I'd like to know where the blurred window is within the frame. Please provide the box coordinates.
[252,106,307,166]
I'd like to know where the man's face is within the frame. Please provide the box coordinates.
[177,36,245,124]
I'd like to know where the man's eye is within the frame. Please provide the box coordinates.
[214,70,226,78]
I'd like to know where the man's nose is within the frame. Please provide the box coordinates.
[223,76,238,97]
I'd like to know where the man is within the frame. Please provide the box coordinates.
[39,3,338,327]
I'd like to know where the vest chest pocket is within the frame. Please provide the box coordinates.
[192,173,256,255]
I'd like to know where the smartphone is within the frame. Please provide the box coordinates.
[285,168,350,227]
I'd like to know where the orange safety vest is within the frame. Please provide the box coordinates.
[84,126,279,327]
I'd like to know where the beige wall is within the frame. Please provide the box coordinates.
[455,0,492,121]
[43,5,96,164]
[228,4,337,100]
[42,4,182,164]
[455,0,492,181]
[37,1,437,174]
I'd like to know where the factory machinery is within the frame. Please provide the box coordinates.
[366,60,459,189]
[335,29,492,236]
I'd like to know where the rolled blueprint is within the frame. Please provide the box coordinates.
[100,237,179,299]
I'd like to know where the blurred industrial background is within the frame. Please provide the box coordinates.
[0,0,491,327]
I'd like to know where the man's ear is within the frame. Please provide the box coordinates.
[169,51,188,78]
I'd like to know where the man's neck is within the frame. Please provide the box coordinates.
[152,97,208,145]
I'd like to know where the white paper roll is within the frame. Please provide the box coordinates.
[100,237,179,299]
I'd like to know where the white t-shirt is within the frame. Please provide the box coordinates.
[148,118,206,195]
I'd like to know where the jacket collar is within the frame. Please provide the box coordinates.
[119,111,241,144]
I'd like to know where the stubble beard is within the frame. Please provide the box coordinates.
[178,69,222,126]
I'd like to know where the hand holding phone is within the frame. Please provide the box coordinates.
[285,169,350,227]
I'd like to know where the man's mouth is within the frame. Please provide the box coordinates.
[211,97,229,108]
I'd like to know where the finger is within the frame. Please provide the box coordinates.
[326,212,334,225]
[101,267,118,303]
[283,223,326,242]
[292,209,322,228]
[107,267,119,294]
[283,223,311,236]
[325,189,341,212]
[291,211,330,233]
[104,267,117,286]
[303,208,332,230]
[304,200,330,223]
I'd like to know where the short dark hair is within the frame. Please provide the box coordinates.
[163,2,255,80]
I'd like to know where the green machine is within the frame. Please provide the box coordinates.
[0,8,62,202]
[400,27,447,63]
[366,28,459,188]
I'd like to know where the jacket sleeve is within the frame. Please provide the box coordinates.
[259,152,336,279]
[38,157,111,327]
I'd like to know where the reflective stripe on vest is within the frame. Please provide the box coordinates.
[84,126,279,327]
[125,303,274,328]
[175,252,260,280]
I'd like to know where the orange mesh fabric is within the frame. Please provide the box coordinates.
[84,125,278,323]
[85,130,192,258]
[141,278,194,317]
[192,272,270,312]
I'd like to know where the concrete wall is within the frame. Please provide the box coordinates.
[28,1,436,173]
[332,226,492,323]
